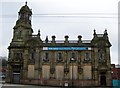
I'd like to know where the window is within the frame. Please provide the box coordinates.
[19,31,21,36]
[17,30,22,39]
[29,16,32,20]
[85,52,90,60]
[71,52,75,58]
[99,53,104,60]
[58,52,62,61]
[99,49,105,62]
[31,49,36,59]
[27,31,29,35]
[43,52,49,61]
[14,53,22,59]
[70,52,75,61]
[20,13,25,19]
[31,52,35,59]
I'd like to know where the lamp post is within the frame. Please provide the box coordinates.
[71,58,74,87]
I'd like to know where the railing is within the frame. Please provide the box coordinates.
[97,34,104,37]
[43,40,91,43]
[82,40,91,43]
[29,35,38,38]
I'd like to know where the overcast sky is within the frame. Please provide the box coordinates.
[0,0,119,64]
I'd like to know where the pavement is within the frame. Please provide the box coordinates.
[0,83,59,88]
[0,83,117,88]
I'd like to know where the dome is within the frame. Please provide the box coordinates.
[19,2,32,14]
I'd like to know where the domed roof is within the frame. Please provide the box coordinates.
[19,2,32,14]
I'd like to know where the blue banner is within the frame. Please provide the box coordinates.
[43,47,91,51]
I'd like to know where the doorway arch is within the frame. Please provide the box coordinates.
[100,72,106,86]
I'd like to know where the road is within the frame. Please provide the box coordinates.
[0,84,61,88]
[0,84,115,88]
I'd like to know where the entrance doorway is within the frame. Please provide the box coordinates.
[13,72,20,84]
[100,75,106,86]
[12,65,21,83]
[100,72,106,86]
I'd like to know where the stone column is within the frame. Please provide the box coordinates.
[22,49,28,81]
[39,50,42,80]
[106,48,112,86]
[94,48,99,80]
[34,48,40,79]
[91,48,99,86]
[64,51,69,79]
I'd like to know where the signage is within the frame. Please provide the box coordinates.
[43,47,91,51]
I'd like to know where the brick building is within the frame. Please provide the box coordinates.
[111,64,120,80]
[111,64,120,87]
[6,2,112,87]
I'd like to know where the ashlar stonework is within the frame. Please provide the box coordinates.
[6,2,112,87]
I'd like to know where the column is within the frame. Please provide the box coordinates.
[34,48,40,79]
[22,49,28,81]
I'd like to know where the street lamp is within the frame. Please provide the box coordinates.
[71,58,74,87]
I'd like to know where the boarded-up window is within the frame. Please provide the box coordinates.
[71,52,75,58]
[69,65,78,79]
[43,52,49,61]
[83,65,92,79]
[58,53,62,60]
[28,65,34,78]
[42,65,50,79]
[31,49,36,59]
[85,52,90,60]
[56,65,64,80]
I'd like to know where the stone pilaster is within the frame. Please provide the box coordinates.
[35,48,40,79]
[22,49,28,81]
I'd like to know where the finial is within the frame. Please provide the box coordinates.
[64,35,69,43]
[38,29,40,36]
[105,29,107,32]
[52,35,56,38]
[25,1,27,5]
[38,29,40,33]
[78,35,82,38]
[78,35,82,43]
[65,35,69,38]
[104,29,108,35]
[45,36,48,43]
[93,29,96,35]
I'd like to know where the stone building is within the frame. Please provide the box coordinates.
[6,2,112,87]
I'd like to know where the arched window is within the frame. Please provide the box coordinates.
[57,52,62,61]
[30,49,36,59]
[85,52,90,60]
[100,53,104,60]
[29,15,32,20]
[20,13,24,19]
[71,52,75,58]
[99,49,105,62]
[19,31,22,36]
[43,52,49,61]
[14,52,22,60]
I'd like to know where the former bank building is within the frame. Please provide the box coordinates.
[6,2,112,87]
